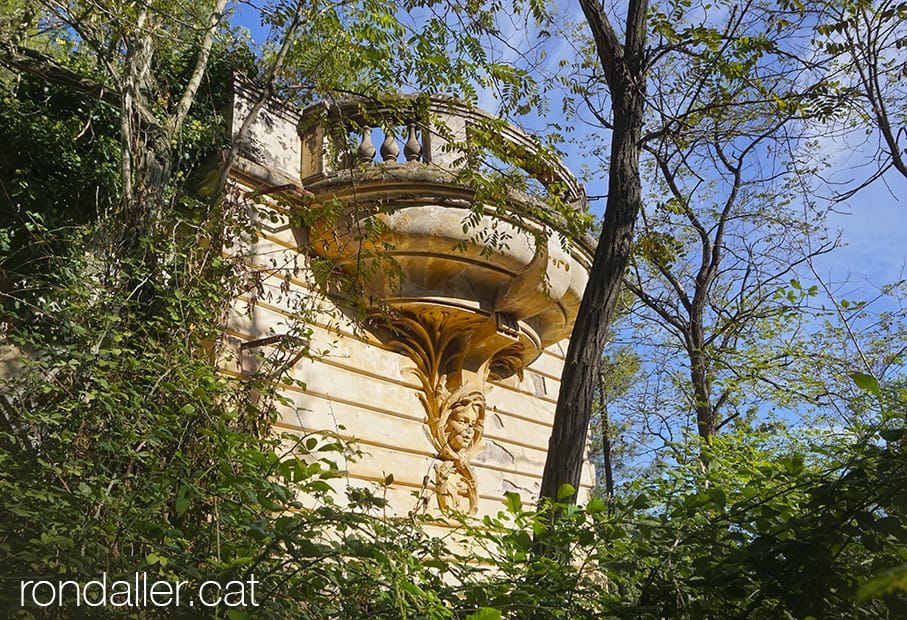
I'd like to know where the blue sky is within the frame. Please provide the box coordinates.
[813,149,907,296]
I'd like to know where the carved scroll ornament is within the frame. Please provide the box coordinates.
[374,306,526,514]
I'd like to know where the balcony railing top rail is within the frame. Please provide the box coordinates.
[298,94,586,208]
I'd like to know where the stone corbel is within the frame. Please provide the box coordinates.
[371,305,533,514]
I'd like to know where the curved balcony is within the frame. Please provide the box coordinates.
[297,95,592,368]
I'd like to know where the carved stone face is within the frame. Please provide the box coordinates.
[446,392,484,453]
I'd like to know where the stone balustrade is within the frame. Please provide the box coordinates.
[298,95,585,209]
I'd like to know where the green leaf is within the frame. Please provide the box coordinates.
[175,494,190,515]
[512,531,532,551]
[307,480,333,494]
[146,552,167,567]
[708,487,727,510]
[849,372,880,395]
[880,428,906,442]
[503,491,522,513]
[587,497,606,514]
[557,483,576,500]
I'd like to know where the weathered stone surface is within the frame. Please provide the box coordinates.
[231,81,301,180]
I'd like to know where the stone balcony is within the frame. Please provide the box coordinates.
[228,84,594,514]
[297,95,591,360]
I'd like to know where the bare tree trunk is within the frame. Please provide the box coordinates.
[539,0,649,504]
[689,340,714,440]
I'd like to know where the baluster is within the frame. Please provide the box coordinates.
[356,126,376,164]
[380,128,400,162]
[404,123,422,162]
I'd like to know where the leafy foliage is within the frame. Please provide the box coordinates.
[453,391,907,618]
[2,0,906,618]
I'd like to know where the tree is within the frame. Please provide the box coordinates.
[448,375,907,618]
[776,273,907,431]
[539,0,649,504]
[590,345,639,497]
[539,0,833,500]
[623,67,836,446]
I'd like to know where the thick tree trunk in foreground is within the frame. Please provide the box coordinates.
[539,0,648,504]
